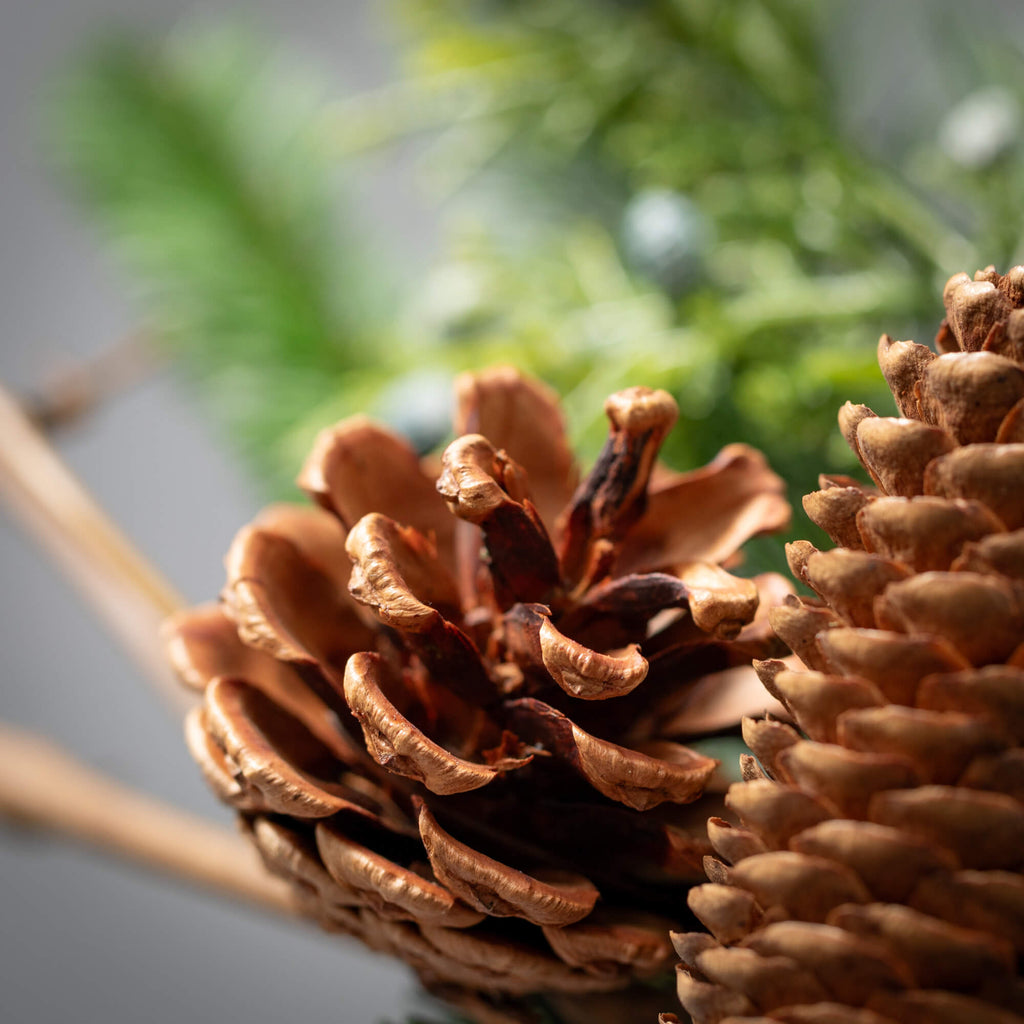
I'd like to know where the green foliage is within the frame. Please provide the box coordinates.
[45,24,395,492]
[365,0,1023,556]
[400,219,899,488]
[44,2,1024,567]
[384,0,1020,265]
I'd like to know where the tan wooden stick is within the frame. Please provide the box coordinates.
[0,722,298,917]
[0,384,299,916]
[0,379,187,705]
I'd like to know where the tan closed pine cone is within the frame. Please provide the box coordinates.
[670,266,1024,1024]
[163,367,791,1020]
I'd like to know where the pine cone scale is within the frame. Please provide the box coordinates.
[416,799,600,925]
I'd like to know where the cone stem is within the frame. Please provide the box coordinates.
[0,379,186,706]
[0,721,298,916]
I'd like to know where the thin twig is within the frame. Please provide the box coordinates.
[0,721,298,917]
[0,379,187,706]
[22,332,165,432]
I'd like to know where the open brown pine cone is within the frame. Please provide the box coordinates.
[164,367,791,1018]
[670,266,1024,1024]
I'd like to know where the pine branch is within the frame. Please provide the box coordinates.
[44,6,1022,517]
[45,25,394,493]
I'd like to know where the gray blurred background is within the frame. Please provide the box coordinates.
[4,2,1024,1023]
[0,2,431,1022]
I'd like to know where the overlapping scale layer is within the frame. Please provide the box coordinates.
[167,368,791,1017]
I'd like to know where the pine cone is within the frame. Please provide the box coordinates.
[671,267,1024,1024]
[165,367,790,1013]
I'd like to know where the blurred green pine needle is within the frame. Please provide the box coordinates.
[45,23,397,493]
[43,3,1024,573]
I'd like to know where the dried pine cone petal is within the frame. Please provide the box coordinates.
[314,817,484,928]
[220,504,376,670]
[453,367,577,529]
[541,908,676,979]
[247,816,367,920]
[618,443,791,575]
[342,652,529,795]
[674,266,1024,1024]
[416,800,599,925]
[168,366,791,1011]
[202,677,383,818]
[506,698,717,811]
[536,616,649,700]
[184,705,264,811]
[437,434,561,607]
[297,416,455,558]
[559,388,678,568]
